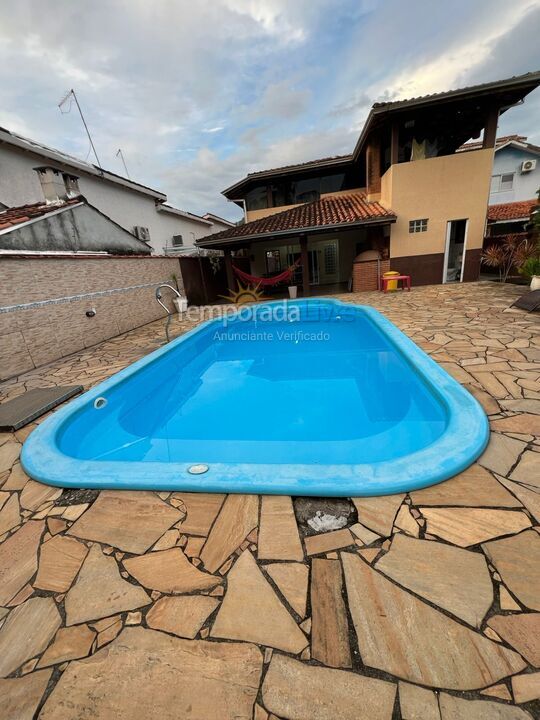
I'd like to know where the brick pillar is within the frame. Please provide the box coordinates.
[353,258,390,292]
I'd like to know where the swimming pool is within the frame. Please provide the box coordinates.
[22,298,489,496]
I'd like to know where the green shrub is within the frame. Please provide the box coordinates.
[519,256,540,279]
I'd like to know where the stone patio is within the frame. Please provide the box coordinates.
[0,281,539,719]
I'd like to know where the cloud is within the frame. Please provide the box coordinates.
[0,0,538,219]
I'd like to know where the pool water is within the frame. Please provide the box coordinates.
[22,299,489,496]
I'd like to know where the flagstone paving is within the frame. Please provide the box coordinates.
[0,281,539,718]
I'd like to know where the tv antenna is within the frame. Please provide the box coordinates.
[58,89,103,172]
[116,148,131,179]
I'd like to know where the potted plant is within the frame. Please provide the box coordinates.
[519,256,540,290]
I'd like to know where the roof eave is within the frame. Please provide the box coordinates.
[196,214,396,248]
[221,155,355,198]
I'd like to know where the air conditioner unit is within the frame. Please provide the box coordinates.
[520,159,536,173]
[172,234,183,247]
[133,226,151,242]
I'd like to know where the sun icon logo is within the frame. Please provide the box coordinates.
[221,281,267,304]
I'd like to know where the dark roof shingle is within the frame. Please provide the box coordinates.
[197,192,395,246]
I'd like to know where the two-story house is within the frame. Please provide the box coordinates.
[196,71,540,294]
[0,126,233,255]
[460,135,540,240]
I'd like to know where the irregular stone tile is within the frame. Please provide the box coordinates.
[304,528,354,556]
[341,552,526,690]
[184,535,206,557]
[261,653,396,720]
[470,371,508,399]
[352,495,405,536]
[487,614,540,666]
[510,451,540,489]
[0,668,52,720]
[311,558,351,668]
[410,464,521,507]
[478,434,527,477]
[482,530,540,611]
[497,476,540,523]
[501,399,540,415]
[0,520,44,605]
[46,517,68,535]
[394,505,420,536]
[61,504,89,521]
[463,384,501,415]
[499,585,522,611]
[39,627,262,720]
[123,548,221,594]
[512,672,540,704]
[492,414,540,436]
[200,494,259,573]
[350,522,380,545]
[65,544,151,626]
[210,551,307,654]
[421,508,531,547]
[480,683,512,701]
[68,491,182,553]
[439,692,533,719]
[19,480,62,511]
[125,610,142,625]
[358,547,380,563]
[34,535,89,593]
[7,583,34,606]
[37,624,96,667]
[258,496,303,561]
[399,681,441,720]
[0,493,20,535]
[151,528,179,551]
[0,597,61,677]
[0,441,20,474]
[96,616,123,648]
[146,596,219,639]
[174,492,226,535]
[0,491,8,510]
[264,562,309,618]
[376,534,493,626]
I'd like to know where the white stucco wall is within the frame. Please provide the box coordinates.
[0,143,227,255]
[490,146,540,204]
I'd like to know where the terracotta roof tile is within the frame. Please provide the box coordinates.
[0,198,82,231]
[198,192,395,246]
[487,199,538,222]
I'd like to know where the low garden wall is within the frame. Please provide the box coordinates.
[0,255,184,381]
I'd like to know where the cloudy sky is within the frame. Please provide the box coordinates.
[1,1,540,220]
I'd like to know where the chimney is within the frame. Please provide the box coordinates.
[35,166,69,203]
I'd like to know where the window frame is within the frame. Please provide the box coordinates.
[409,218,428,233]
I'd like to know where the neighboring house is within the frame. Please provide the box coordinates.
[485,198,538,240]
[459,135,540,204]
[0,197,151,255]
[197,71,540,292]
[0,126,233,255]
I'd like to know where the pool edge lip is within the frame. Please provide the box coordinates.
[21,297,490,497]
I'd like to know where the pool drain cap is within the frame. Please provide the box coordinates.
[188,464,209,475]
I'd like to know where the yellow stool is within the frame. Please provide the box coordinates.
[383,271,400,291]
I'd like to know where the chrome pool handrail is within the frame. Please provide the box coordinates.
[155,283,182,342]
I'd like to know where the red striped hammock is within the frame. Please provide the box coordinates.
[232,257,302,287]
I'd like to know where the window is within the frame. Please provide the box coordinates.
[265,250,281,273]
[245,185,268,211]
[409,219,428,233]
[491,173,514,192]
[172,235,183,247]
[324,244,337,274]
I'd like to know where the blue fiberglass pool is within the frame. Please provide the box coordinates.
[21,299,489,496]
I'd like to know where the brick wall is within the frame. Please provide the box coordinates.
[352,258,390,292]
[0,256,184,381]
